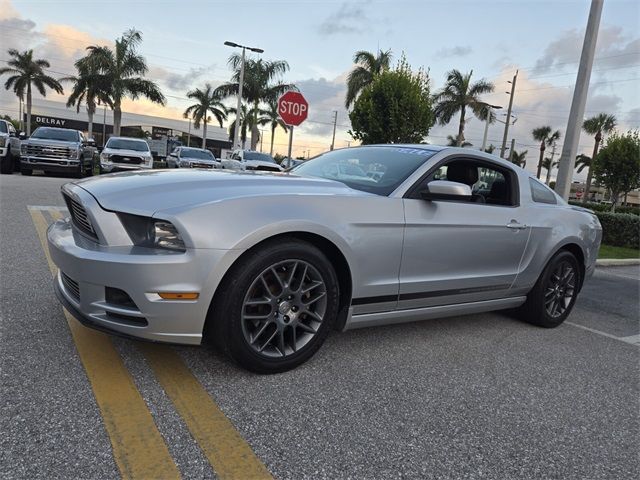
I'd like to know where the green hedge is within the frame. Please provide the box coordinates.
[569,200,640,216]
[595,212,640,248]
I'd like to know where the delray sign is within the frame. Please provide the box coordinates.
[34,115,66,127]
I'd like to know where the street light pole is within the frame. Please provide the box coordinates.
[554,0,604,200]
[330,111,338,151]
[500,70,518,158]
[481,104,502,152]
[224,41,264,151]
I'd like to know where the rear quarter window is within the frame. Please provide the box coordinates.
[530,178,558,204]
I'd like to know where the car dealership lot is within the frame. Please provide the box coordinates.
[1,173,638,479]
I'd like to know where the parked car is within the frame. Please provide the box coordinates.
[20,127,95,177]
[0,118,21,174]
[167,147,218,169]
[99,137,153,173]
[48,145,601,373]
[221,149,283,172]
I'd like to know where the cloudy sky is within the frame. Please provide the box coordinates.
[0,0,638,174]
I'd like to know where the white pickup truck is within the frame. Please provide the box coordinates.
[0,119,21,174]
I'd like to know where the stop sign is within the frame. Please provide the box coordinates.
[278,91,308,126]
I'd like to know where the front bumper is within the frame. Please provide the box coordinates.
[47,217,236,344]
[0,147,7,157]
[101,162,152,172]
[22,157,79,172]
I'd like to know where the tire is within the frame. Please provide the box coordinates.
[0,150,12,174]
[76,160,85,179]
[516,250,581,328]
[208,239,340,373]
[85,159,93,177]
[21,168,32,176]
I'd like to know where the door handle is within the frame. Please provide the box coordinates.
[506,221,527,230]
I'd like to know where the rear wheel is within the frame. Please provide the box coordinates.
[517,250,580,328]
[209,239,339,373]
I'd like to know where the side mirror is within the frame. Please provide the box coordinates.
[87,137,96,146]
[420,180,472,201]
[18,132,27,140]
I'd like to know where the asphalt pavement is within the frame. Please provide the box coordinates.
[1,172,638,479]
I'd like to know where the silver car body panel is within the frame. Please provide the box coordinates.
[47,146,601,344]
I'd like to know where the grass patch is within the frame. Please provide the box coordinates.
[598,244,640,259]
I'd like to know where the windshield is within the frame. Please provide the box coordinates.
[31,127,78,142]
[0,122,7,134]
[181,148,214,160]
[244,151,276,163]
[106,138,150,152]
[293,146,438,196]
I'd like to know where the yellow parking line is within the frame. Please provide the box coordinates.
[139,343,272,480]
[29,208,181,480]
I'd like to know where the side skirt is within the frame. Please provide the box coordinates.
[343,296,527,331]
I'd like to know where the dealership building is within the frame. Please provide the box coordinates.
[19,99,232,157]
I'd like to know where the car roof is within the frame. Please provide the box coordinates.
[108,136,147,141]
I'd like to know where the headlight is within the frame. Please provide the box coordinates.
[70,147,81,159]
[100,152,110,162]
[0,137,6,147]
[21,144,27,154]
[118,213,186,252]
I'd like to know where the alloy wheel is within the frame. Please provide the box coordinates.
[544,260,576,318]
[241,259,327,358]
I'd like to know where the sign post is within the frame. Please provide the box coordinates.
[277,91,309,168]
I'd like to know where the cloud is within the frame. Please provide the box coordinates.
[0,0,19,20]
[294,73,349,137]
[534,26,640,74]
[317,2,368,35]
[148,65,220,93]
[436,46,472,58]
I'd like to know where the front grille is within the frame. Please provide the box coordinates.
[25,144,71,159]
[247,166,280,172]
[61,272,80,301]
[110,154,142,165]
[190,163,214,168]
[63,194,98,241]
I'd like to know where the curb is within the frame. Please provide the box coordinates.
[596,258,640,266]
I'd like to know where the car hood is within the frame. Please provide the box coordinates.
[24,138,78,147]
[103,147,151,156]
[75,169,368,216]
[245,160,282,170]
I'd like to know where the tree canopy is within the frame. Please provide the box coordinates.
[348,57,433,145]
[592,130,640,210]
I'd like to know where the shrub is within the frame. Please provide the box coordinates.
[595,212,640,248]
[569,201,639,216]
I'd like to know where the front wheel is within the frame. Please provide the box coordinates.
[0,152,12,174]
[517,250,581,328]
[209,239,340,373]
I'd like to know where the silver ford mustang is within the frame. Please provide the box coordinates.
[48,145,602,373]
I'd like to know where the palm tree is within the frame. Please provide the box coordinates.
[574,154,591,174]
[511,149,528,168]
[532,126,561,179]
[433,70,495,146]
[83,29,165,136]
[0,49,63,135]
[216,56,293,150]
[61,56,112,140]
[446,134,472,147]
[264,100,288,155]
[345,49,393,109]
[183,84,227,149]
[581,113,616,204]
[542,156,559,185]
[227,104,251,149]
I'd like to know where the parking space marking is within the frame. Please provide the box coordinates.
[29,207,182,480]
[566,321,640,346]
[27,204,68,211]
[34,206,272,479]
[140,344,272,480]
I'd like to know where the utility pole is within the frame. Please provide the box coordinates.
[555,0,603,200]
[508,138,515,162]
[500,70,518,158]
[330,111,338,150]
[481,104,502,152]
[547,142,558,185]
